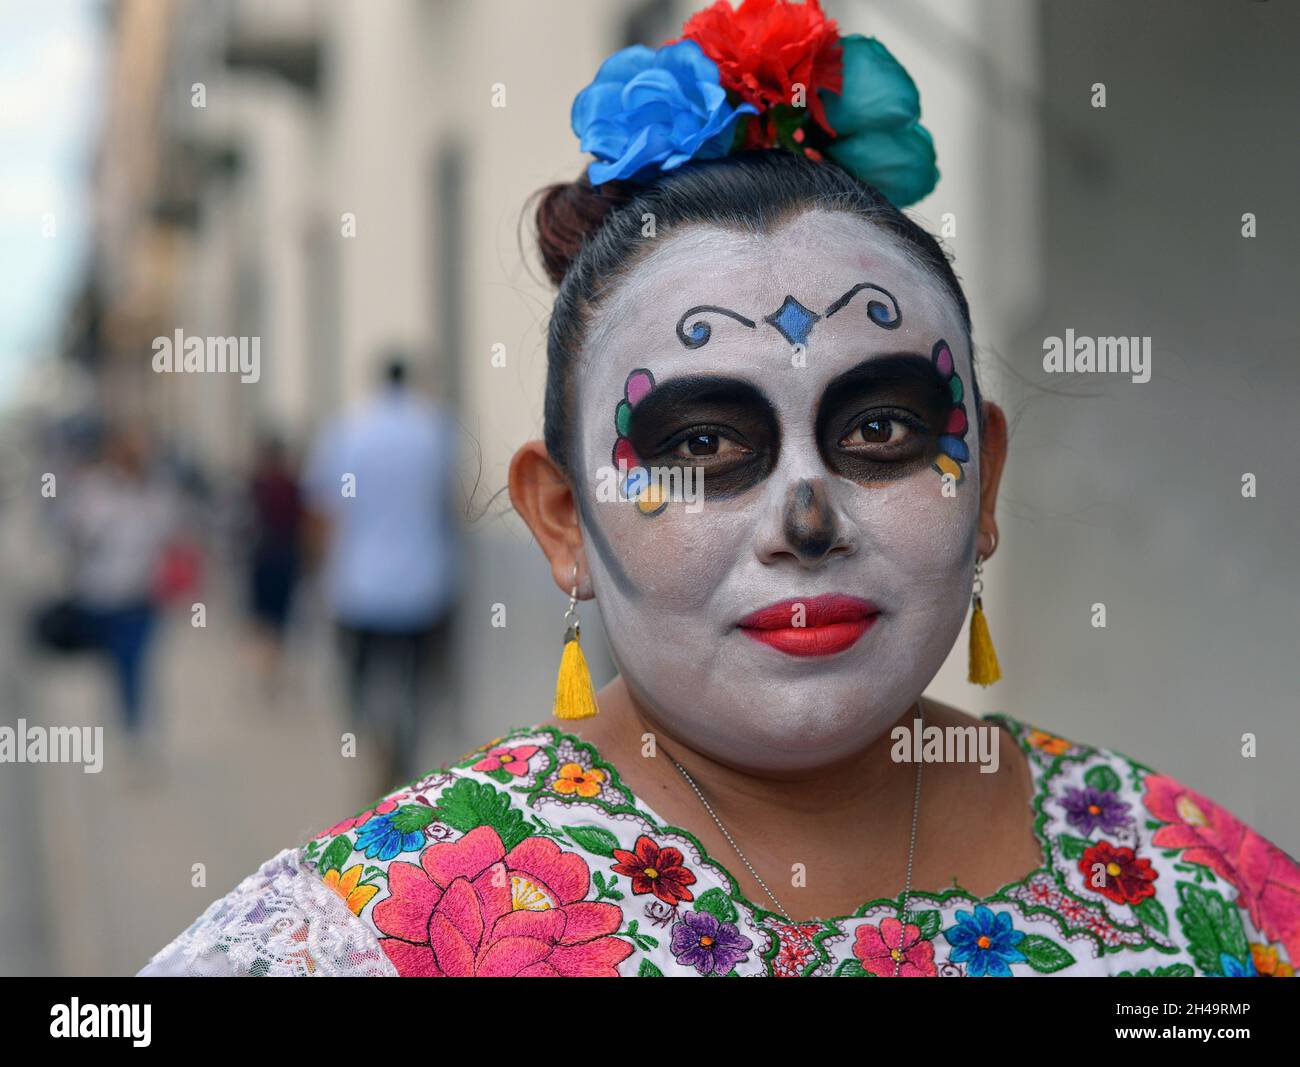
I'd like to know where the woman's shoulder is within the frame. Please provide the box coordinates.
[136,845,396,976]
[985,710,1299,977]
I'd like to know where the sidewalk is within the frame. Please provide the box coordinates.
[3,496,390,975]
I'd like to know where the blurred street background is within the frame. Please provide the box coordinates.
[1,0,1297,975]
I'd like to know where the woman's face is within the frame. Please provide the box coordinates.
[572,209,982,773]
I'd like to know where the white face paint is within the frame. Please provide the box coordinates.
[572,209,980,774]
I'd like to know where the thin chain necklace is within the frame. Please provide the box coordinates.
[667,699,925,978]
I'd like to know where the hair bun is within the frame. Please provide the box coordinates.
[533,175,633,286]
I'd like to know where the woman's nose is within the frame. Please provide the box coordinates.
[755,476,857,566]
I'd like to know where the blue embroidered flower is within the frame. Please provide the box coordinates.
[354,813,425,861]
[943,904,1027,977]
[571,39,756,185]
[1218,952,1259,977]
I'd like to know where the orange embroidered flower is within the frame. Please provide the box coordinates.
[322,863,381,916]
[1028,729,1072,756]
[1250,942,1294,977]
[552,762,607,798]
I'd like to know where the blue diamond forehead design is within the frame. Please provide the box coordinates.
[764,295,821,347]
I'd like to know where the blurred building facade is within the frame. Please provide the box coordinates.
[68,0,1044,761]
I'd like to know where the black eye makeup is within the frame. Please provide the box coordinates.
[814,354,952,483]
[625,376,780,498]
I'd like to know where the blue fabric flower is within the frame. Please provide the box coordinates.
[354,814,424,861]
[943,904,1027,977]
[571,39,757,185]
[819,34,939,206]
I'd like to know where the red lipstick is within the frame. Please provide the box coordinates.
[738,594,880,657]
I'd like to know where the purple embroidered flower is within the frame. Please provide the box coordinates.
[670,910,753,975]
[1061,785,1131,836]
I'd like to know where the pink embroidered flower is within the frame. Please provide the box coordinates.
[372,824,634,976]
[314,795,405,840]
[471,745,540,776]
[852,917,937,977]
[1143,772,1300,965]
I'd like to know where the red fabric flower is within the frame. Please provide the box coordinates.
[677,0,843,143]
[611,834,697,906]
[1079,840,1158,906]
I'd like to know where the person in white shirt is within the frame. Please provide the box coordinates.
[304,358,461,789]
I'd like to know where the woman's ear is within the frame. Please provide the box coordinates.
[975,402,1008,561]
[508,439,591,597]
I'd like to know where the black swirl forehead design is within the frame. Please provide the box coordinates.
[674,282,901,350]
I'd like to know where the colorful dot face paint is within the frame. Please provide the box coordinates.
[930,338,971,484]
[612,368,668,516]
[572,211,982,774]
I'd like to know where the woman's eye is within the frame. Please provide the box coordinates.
[839,416,915,449]
[667,432,749,461]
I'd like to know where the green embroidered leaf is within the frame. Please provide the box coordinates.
[318,835,354,874]
[1176,882,1249,975]
[694,887,739,925]
[1057,833,1092,860]
[1133,895,1169,935]
[564,823,621,857]
[638,959,663,977]
[1144,819,1163,831]
[835,958,870,977]
[913,909,942,942]
[1018,934,1076,973]
[389,803,437,835]
[432,777,532,851]
[1116,963,1195,978]
[362,865,386,883]
[1084,764,1122,794]
[485,768,514,785]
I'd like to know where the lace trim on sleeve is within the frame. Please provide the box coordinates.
[137,847,398,977]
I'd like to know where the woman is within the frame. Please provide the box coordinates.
[138,1,1297,978]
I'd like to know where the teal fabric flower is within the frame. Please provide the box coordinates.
[571,39,757,186]
[819,34,939,206]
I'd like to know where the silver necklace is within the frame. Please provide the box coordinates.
[668,699,925,978]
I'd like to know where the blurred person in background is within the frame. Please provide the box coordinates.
[56,423,183,765]
[245,432,305,694]
[304,354,461,792]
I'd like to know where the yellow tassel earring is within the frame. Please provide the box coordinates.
[968,548,1002,686]
[553,562,599,719]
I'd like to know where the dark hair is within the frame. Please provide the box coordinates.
[533,149,980,476]
[384,357,407,386]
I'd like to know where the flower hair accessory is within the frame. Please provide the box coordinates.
[571,0,939,206]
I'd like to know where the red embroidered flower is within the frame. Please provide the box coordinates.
[678,0,843,144]
[1079,840,1158,906]
[1143,772,1300,967]
[853,917,938,977]
[611,834,697,906]
[373,825,633,976]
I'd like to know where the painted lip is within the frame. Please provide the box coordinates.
[738,594,881,657]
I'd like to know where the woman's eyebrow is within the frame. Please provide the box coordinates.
[625,374,776,421]
[818,352,945,395]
